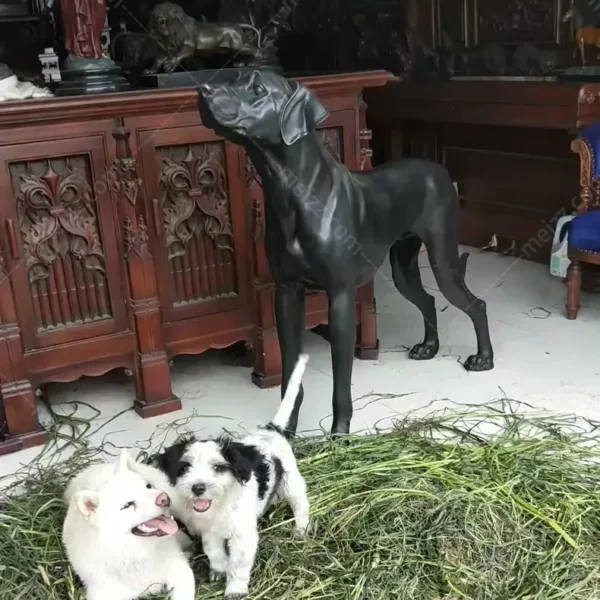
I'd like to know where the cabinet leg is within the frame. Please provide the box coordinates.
[133,352,181,418]
[251,328,282,388]
[1,380,48,451]
[355,282,379,360]
[251,286,282,388]
[566,260,582,320]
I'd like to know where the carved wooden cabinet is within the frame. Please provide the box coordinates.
[0,70,393,454]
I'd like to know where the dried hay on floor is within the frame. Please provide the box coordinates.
[2,400,600,599]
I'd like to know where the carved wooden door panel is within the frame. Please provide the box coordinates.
[138,126,249,324]
[317,109,361,169]
[0,137,128,351]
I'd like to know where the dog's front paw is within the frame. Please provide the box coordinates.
[209,569,226,583]
[464,353,494,372]
[409,340,439,361]
[295,517,309,537]
[225,582,248,599]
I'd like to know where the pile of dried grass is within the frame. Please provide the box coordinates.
[2,400,600,599]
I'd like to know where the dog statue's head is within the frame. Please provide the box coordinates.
[197,70,329,146]
[73,449,178,541]
[153,436,259,515]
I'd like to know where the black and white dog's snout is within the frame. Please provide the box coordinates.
[191,483,207,496]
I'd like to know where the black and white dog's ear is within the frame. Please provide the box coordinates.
[280,81,328,146]
[218,438,255,484]
[151,436,195,485]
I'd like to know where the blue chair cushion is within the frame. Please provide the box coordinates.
[579,121,600,179]
[579,122,600,179]
[569,211,600,253]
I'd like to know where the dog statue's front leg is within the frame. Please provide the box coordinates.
[224,528,259,599]
[328,289,356,434]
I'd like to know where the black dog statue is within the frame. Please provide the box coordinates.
[197,70,494,435]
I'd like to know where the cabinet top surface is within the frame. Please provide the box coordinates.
[0,70,395,128]
[363,79,600,130]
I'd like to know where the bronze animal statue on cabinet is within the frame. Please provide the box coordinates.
[563,5,600,67]
[147,2,264,73]
[197,71,495,436]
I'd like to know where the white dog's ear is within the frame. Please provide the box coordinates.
[115,448,135,474]
[75,490,99,519]
[280,82,328,146]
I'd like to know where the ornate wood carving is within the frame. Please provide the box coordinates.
[351,2,408,73]
[571,138,595,211]
[108,157,143,206]
[12,158,111,330]
[245,157,261,188]
[317,127,343,162]
[359,128,374,171]
[252,198,265,241]
[159,144,234,261]
[0,247,6,279]
[124,214,151,260]
[571,138,592,188]
[158,143,238,305]
[475,0,557,44]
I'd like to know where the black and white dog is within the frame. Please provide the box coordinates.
[152,355,310,599]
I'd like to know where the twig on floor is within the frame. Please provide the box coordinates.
[380,345,410,354]
[522,307,551,319]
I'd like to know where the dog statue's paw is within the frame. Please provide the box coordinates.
[224,595,247,600]
[209,569,226,583]
[409,340,439,361]
[464,353,494,372]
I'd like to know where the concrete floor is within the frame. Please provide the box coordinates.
[2,246,600,480]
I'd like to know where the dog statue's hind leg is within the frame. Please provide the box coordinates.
[389,235,440,360]
[424,227,494,372]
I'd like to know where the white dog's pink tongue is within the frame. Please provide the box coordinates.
[193,498,211,512]
[142,516,178,535]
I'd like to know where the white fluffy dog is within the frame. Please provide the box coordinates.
[152,354,311,599]
[62,449,195,600]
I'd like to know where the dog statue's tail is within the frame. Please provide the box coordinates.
[269,354,309,433]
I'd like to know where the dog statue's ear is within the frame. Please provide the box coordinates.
[280,82,328,146]
[75,490,99,519]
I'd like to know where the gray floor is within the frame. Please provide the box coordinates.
[2,246,599,479]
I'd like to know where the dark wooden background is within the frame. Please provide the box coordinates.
[351,0,584,264]
[0,0,589,264]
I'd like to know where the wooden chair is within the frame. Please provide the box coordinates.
[567,122,600,319]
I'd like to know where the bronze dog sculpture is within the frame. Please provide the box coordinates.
[197,70,494,435]
[148,2,261,73]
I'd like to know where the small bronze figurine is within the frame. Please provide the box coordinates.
[198,71,494,436]
[147,2,263,73]
[512,44,558,75]
[563,5,600,67]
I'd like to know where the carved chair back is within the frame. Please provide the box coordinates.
[572,121,600,212]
